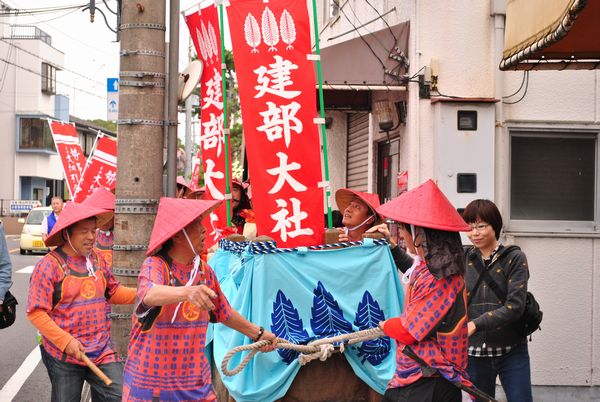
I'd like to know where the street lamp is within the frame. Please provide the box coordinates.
[373,100,406,135]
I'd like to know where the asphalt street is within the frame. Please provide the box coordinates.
[0,234,51,402]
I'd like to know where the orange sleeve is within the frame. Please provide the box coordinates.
[108,285,137,305]
[383,317,417,345]
[27,310,74,352]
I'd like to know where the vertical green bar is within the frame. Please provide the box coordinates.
[219,4,232,226]
[310,0,333,228]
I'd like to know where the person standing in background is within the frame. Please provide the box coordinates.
[41,196,64,243]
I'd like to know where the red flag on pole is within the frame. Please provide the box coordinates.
[73,133,117,202]
[185,5,232,247]
[227,0,324,247]
[47,119,87,199]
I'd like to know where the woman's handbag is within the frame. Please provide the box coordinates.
[0,290,18,329]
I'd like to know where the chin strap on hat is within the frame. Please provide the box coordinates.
[171,228,203,323]
[65,230,97,280]
[344,214,375,236]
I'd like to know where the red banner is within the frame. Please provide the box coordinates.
[185,5,232,247]
[228,0,324,247]
[73,133,117,202]
[48,119,87,199]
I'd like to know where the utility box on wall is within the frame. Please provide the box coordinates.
[433,100,496,210]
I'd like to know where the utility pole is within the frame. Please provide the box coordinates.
[166,0,179,196]
[111,0,166,356]
[184,36,193,179]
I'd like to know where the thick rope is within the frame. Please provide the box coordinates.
[221,327,384,376]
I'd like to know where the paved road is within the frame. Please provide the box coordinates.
[0,235,51,402]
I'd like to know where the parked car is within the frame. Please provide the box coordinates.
[19,207,52,254]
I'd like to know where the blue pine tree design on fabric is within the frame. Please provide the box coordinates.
[270,290,310,365]
[310,281,352,342]
[354,291,391,366]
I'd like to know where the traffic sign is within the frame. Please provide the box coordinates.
[107,78,119,120]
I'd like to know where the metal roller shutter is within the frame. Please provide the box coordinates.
[346,112,369,191]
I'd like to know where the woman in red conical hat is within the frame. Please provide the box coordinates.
[123,197,276,402]
[376,180,473,402]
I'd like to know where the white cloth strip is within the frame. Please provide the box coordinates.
[306,54,320,61]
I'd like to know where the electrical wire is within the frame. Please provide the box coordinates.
[0,38,104,87]
[337,3,387,71]
[502,71,529,104]
[0,55,106,99]
[0,4,87,17]
[343,0,388,54]
[364,0,398,43]
[502,70,528,99]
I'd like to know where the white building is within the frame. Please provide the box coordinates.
[318,0,599,398]
[0,2,111,209]
[0,2,67,205]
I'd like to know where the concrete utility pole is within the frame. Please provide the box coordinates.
[111,0,166,356]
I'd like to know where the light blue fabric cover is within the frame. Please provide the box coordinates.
[212,242,405,402]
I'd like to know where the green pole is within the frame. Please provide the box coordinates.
[219,4,232,227]
[310,0,333,228]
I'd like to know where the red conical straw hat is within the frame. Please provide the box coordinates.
[335,188,381,217]
[146,197,221,256]
[376,179,470,232]
[82,187,115,211]
[45,202,113,247]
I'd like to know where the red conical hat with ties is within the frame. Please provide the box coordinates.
[82,187,115,211]
[45,202,112,247]
[146,197,221,256]
[376,179,470,232]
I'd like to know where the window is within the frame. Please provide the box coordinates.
[41,62,56,94]
[510,131,598,231]
[18,117,55,152]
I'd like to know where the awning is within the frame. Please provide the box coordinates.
[500,0,600,70]
[319,21,410,86]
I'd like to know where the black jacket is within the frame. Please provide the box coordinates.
[466,245,529,349]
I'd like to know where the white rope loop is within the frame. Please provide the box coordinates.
[221,327,385,376]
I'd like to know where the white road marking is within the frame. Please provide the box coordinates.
[16,266,35,274]
[0,346,41,401]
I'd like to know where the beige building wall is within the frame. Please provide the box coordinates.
[318,0,600,390]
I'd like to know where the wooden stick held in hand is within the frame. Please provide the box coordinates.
[81,354,113,386]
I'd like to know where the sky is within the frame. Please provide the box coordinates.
[3,0,217,120]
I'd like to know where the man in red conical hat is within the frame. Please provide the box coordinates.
[335,188,414,272]
[82,187,115,268]
[123,197,276,401]
[376,179,473,402]
[26,202,137,401]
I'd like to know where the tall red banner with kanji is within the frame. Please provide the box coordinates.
[73,133,117,202]
[228,0,324,247]
[47,119,87,199]
[185,5,231,246]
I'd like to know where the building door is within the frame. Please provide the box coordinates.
[377,138,399,203]
[346,113,369,191]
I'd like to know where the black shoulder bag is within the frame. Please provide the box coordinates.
[0,290,18,329]
[468,246,543,338]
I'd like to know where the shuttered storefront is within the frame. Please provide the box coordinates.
[346,112,369,191]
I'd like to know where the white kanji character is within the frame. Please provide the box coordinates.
[200,113,224,156]
[266,152,307,194]
[209,212,223,241]
[204,159,225,200]
[202,68,223,110]
[105,170,116,186]
[69,148,81,161]
[254,55,300,99]
[270,198,313,242]
[93,166,104,186]
[256,101,302,148]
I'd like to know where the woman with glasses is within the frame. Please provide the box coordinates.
[463,199,533,402]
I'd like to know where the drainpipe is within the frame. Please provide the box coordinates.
[492,0,505,210]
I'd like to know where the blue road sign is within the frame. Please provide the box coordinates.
[107,78,119,93]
